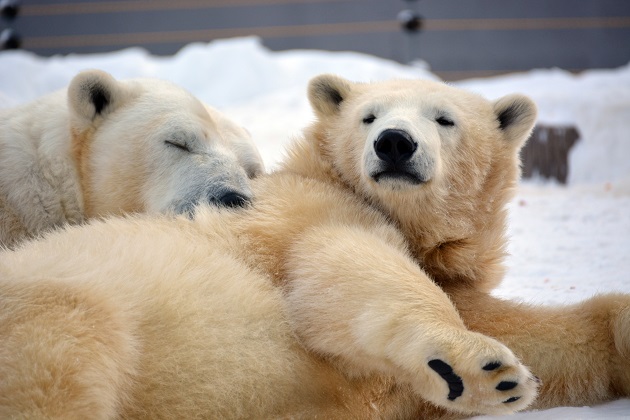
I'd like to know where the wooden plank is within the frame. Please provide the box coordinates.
[521,125,580,184]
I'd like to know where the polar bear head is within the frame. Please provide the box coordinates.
[304,74,537,289]
[67,70,263,218]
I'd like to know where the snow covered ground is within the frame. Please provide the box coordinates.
[1,37,629,418]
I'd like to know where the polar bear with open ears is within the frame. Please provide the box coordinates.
[0,74,629,419]
[0,70,263,248]
[297,74,630,411]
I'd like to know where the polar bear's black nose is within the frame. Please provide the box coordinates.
[217,191,251,208]
[374,129,417,164]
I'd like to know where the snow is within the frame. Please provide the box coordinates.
[458,66,630,185]
[1,37,629,418]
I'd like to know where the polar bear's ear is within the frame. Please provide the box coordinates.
[493,94,537,148]
[308,74,353,118]
[67,70,123,127]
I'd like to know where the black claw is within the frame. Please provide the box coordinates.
[503,396,521,404]
[428,359,464,401]
[496,381,518,391]
[483,361,502,371]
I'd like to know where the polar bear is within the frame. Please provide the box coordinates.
[296,75,630,410]
[0,70,263,248]
[0,75,629,419]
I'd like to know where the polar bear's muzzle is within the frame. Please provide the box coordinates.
[169,186,252,217]
[369,129,435,185]
[160,156,254,217]
[209,190,251,208]
[374,129,417,165]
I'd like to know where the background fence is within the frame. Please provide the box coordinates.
[1,0,629,81]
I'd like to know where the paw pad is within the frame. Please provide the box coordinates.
[496,381,518,391]
[482,361,502,371]
[428,359,464,400]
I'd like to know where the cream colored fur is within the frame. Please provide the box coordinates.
[1,75,628,419]
[0,70,263,248]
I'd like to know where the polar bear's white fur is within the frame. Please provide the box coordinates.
[0,70,263,247]
[1,75,629,419]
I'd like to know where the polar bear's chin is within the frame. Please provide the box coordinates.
[371,171,428,188]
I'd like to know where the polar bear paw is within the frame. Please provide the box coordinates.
[415,331,539,415]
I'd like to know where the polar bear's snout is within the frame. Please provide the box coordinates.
[369,128,434,186]
[374,129,417,165]
[197,157,254,209]
[169,185,252,216]
[210,190,251,208]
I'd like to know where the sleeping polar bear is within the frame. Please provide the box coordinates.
[0,70,263,248]
[1,75,629,419]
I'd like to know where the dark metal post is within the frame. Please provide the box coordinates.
[1,0,21,50]
[397,0,423,63]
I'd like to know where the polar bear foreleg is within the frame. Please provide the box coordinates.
[283,224,539,416]
[448,286,630,409]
